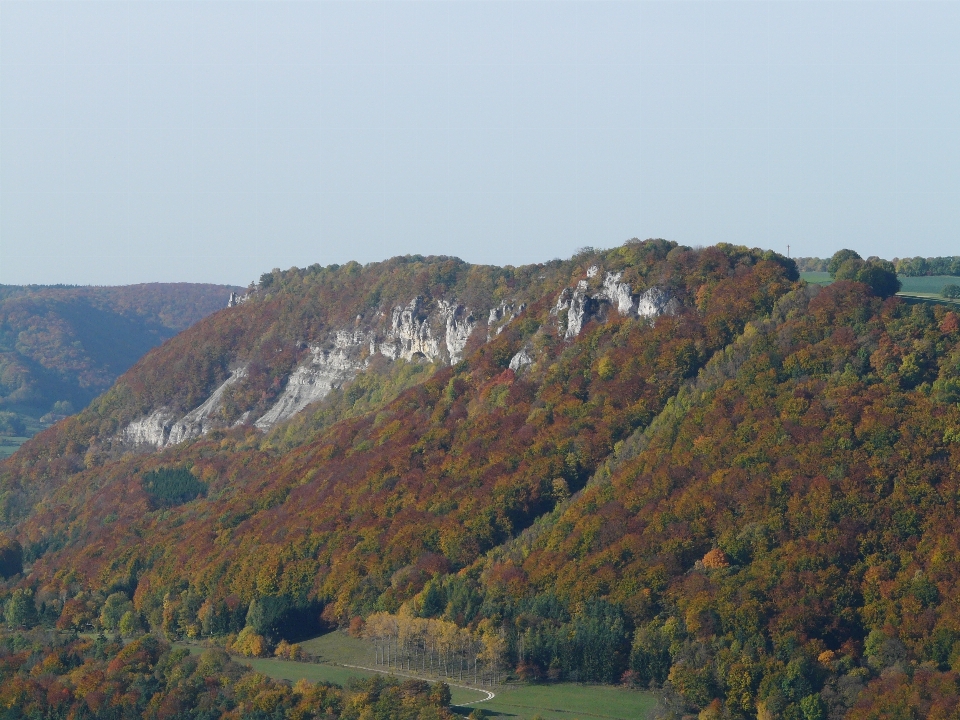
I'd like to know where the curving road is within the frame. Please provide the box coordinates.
[341,663,495,704]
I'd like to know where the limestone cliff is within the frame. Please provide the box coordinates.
[123,367,247,447]
[254,333,367,430]
[123,264,677,450]
[122,296,481,448]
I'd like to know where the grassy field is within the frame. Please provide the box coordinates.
[799,271,832,285]
[296,633,655,719]
[234,655,380,689]
[180,635,489,706]
[800,272,960,305]
[299,629,373,665]
[0,413,50,458]
[190,632,656,718]
[0,436,29,459]
[456,683,656,720]
[898,292,960,305]
[233,655,489,706]
[898,275,960,294]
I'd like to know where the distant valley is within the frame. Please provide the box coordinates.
[0,282,243,457]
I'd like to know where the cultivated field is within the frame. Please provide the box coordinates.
[799,271,832,285]
[800,272,960,306]
[898,275,960,294]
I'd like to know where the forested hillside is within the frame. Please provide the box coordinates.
[2,242,960,718]
[0,283,242,453]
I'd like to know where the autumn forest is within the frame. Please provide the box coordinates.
[2,241,960,719]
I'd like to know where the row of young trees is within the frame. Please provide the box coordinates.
[363,612,507,686]
[359,592,635,688]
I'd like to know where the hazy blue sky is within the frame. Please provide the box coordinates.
[2,1,958,285]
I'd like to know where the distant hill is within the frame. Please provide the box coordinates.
[0,282,243,455]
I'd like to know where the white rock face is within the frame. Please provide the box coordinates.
[375,297,477,364]
[439,301,476,364]
[377,298,441,361]
[254,299,476,429]
[123,270,682,452]
[600,272,636,315]
[123,408,179,447]
[636,286,677,318]
[556,268,677,338]
[254,340,365,429]
[565,286,597,340]
[487,301,526,339]
[124,367,247,448]
[509,348,533,371]
[227,292,248,308]
[167,366,247,445]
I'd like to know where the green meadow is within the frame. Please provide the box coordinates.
[456,683,656,720]
[800,272,960,305]
[799,271,832,285]
[183,632,656,719]
[898,275,960,294]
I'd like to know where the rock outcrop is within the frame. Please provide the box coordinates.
[123,297,481,447]
[509,347,534,372]
[372,297,477,364]
[123,408,179,448]
[555,270,677,339]
[439,301,476,364]
[377,298,440,361]
[635,286,678,318]
[124,367,247,448]
[598,272,635,315]
[487,301,526,339]
[563,281,600,340]
[254,334,366,429]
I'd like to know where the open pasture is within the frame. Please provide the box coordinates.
[456,683,656,720]
[898,275,960,294]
